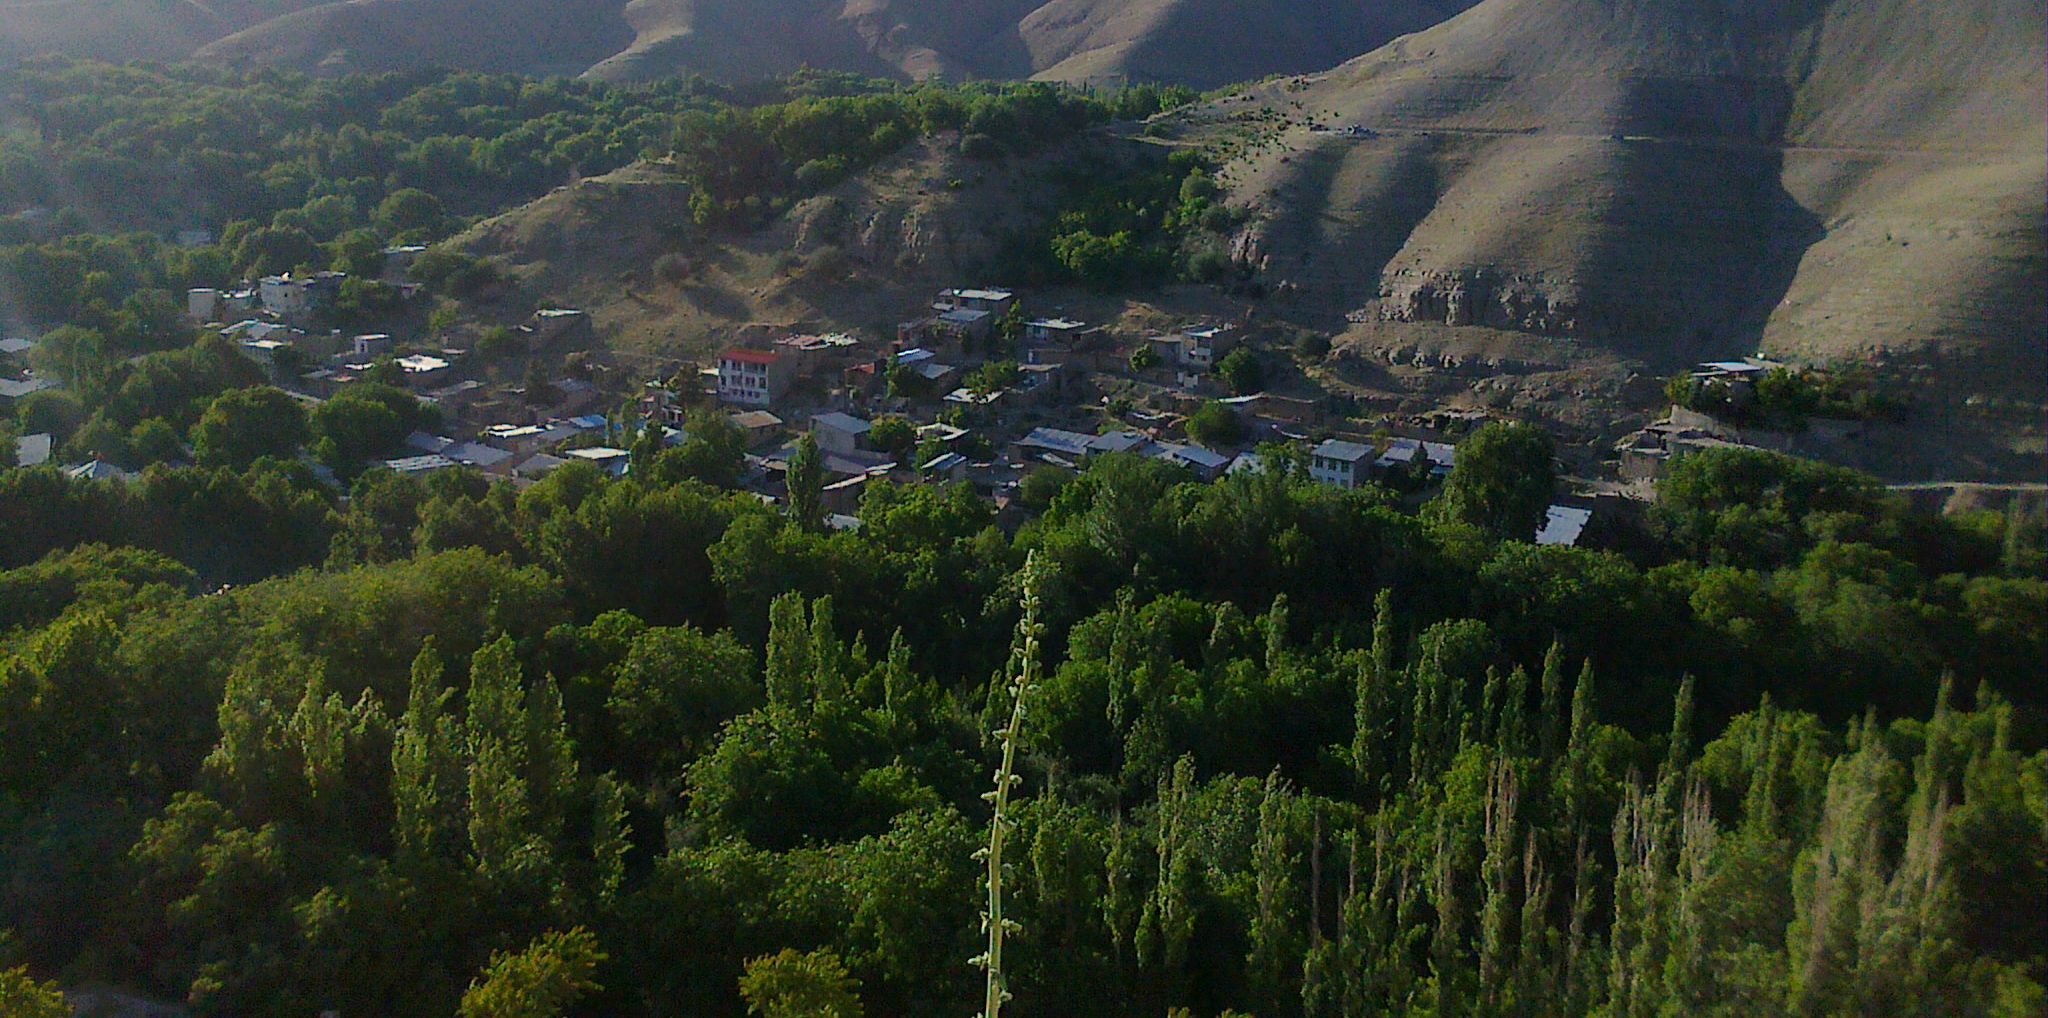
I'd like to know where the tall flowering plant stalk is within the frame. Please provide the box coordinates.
[972,554,1045,1018]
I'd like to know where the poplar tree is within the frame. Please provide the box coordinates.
[1248,768,1302,1015]
[1351,589,1397,799]
[1537,641,1568,762]
[1478,758,1521,1006]
[786,432,824,531]
[466,637,536,887]
[764,592,812,708]
[393,642,462,865]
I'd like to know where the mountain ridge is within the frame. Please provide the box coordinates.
[3,0,1477,88]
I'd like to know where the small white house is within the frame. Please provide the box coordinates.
[1309,439,1375,489]
[810,411,872,455]
[187,288,220,322]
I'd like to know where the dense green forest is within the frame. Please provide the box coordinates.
[1,426,2042,1015]
[0,58,2042,1018]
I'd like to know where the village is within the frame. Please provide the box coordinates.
[0,249,1868,550]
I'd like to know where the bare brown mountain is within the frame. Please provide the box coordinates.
[128,0,1473,88]
[1190,0,2043,440]
[0,0,323,63]
[586,0,1474,87]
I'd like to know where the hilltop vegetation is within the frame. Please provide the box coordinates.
[0,63,1194,473]
[0,427,2043,1014]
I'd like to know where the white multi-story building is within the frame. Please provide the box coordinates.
[1309,439,1375,489]
[717,349,789,407]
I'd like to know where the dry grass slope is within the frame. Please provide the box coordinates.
[1191,0,2043,439]
[3,0,1478,88]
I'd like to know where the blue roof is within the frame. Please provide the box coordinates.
[1156,443,1229,470]
[1088,431,1153,455]
[1018,427,1095,457]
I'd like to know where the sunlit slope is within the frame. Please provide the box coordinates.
[1204,0,2043,389]
[195,0,636,76]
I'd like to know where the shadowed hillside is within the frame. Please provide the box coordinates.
[0,0,321,63]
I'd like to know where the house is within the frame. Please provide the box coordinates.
[176,228,214,248]
[1310,439,1375,489]
[936,287,1016,317]
[444,442,515,473]
[15,432,52,467]
[774,333,860,376]
[258,274,309,313]
[525,308,591,350]
[730,410,786,448]
[943,387,1006,408]
[822,473,873,515]
[483,421,580,457]
[381,454,457,475]
[352,334,395,358]
[548,377,602,417]
[1618,422,1753,483]
[1422,442,1457,479]
[0,337,33,357]
[1089,431,1155,456]
[397,354,452,387]
[1536,505,1594,547]
[566,447,633,478]
[921,451,970,482]
[513,453,569,480]
[1151,442,1230,481]
[1373,438,1422,475]
[1227,451,1267,476]
[911,360,961,389]
[383,245,428,278]
[1022,317,1091,346]
[809,411,872,455]
[239,338,291,365]
[1684,358,1780,407]
[187,288,219,321]
[717,349,790,407]
[917,422,968,447]
[404,433,455,455]
[0,375,58,406]
[424,379,487,418]
[1693,359,1776,383]
[1150,325,1240,370]
[1010,427,1152,465]
[1016,362,1073,404]
[65,459,131,482]
[219,288,261,317]
[932,308,992,344]
[1180,325,1239,369]
[223,320,295,343]
[1011,427,1096,464]
[259,273,344,318]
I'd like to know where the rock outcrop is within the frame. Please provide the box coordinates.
[1377,269,1580,334]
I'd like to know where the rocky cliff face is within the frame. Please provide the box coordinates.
[1376,269,1581,335]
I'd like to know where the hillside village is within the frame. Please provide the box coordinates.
[3,245,1889,550]
[0,219,1952,553]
